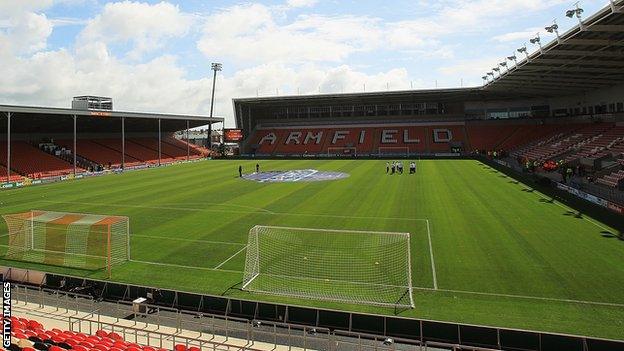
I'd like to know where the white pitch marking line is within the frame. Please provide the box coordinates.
[411,285,624,308]
[129,259,242,274]
[0,248,616,308]
[126,259,623,308]
[425,219,438,290]
[213,245,248,270]
[530,188,613,232]
[131,234,245,246]
[37,200,427,222]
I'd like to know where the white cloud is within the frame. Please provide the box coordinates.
[79,1,192,58]
[438,57,499,77]
[0,0,595,126]
[286,0,318,8]
[492,27,543,43]
[198,4,384,64]
[0,11,53,54]
[0,0,54,17]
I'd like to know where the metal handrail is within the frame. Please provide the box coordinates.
[68,316,265,351]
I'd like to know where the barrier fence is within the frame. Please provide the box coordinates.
[8,283,517,351]
[6,271,624,351]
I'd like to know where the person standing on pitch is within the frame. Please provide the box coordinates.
[386,162,390,174]
[238,165,242,177]
[256,163,260,173]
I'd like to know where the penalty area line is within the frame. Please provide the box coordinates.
[213,245,248,270]
[425,219,438,290]
[38,200,427,222]
[131,234,245,246]
[128,259,242,274]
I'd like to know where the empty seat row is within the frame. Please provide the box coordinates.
[0,142,79,178]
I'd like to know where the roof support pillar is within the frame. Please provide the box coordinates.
[73,115,77,176]
[121,117,125,170]
[158,118,161,166]
[186,120,190,162]
[6,112,11,184]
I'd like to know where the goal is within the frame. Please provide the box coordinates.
[378,146,410,157]
[2,210,129,277]
[242,225,414,308]
[327,147,357,157]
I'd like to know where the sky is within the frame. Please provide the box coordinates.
[0,0,608,127]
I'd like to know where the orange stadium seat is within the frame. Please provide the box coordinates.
[0,141,79,178]
[57,139,140,168]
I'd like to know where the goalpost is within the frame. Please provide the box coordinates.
[2,210,129,278]
[327,147,357,157]
[242,225,414,309]
[378,146,410,157]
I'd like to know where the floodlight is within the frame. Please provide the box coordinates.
[529,33,542,52]
[499,62,507,67]
[566,7,583,18]
[507,55,516,61]
[545,24,558,33]
[492,67,500,72]
[566,4,585,29]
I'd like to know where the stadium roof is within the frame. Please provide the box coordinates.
[0,103,223,134]
[234,88,484,106]
[0,103,223,123]
[483,0,624,97]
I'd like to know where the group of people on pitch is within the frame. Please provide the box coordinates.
[386,161,417,175]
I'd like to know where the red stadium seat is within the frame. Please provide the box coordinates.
[108,332,122,341]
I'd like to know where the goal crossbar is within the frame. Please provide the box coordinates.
[378,146,410,156]
[242,225,414,309]
[327,147,357,156]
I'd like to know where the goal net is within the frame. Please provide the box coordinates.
[242,225,414,308]
[2,210,129,277]
[327,147,357,157]
[378,146,410,157]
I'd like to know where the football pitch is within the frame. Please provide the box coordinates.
[0,159,623,340]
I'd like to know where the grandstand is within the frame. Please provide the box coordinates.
[1,103,222,184]
[234,0,624,197]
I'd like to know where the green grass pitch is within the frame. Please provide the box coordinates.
[0,159,623,340]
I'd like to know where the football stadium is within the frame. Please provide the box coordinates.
[2,1,624,351]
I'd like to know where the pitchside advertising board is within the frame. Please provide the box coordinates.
[557,183,624,214]
[2,280,10,348]
[224,129,244,142]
